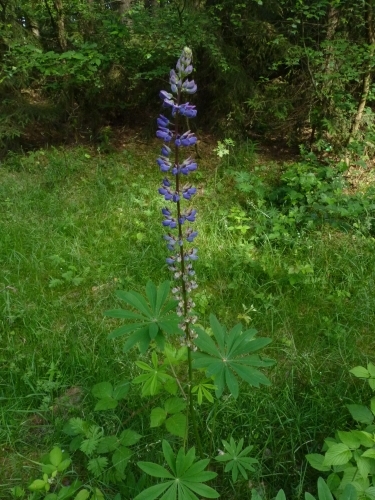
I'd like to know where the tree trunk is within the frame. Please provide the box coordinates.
[53,0,67,51]
[348,0,375,142]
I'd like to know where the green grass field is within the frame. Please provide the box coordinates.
[1,141,375,499]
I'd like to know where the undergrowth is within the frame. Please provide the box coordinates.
[1,141,375,498]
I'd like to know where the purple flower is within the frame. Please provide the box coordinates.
[160,90,173,101]
[182,80,197,94]
[161,145,171,156]
[186,229,198,242]
[170,70,182,94]
[178,103,197,118]
[157,114,170,128]
[184,248,198,261]
[156,127,173,142]
[157,157,171,172]
[182,186,197,200]
[180,157,197,174]
[185,209,197,222]
[159,185,180,202]
[175,131,197,147]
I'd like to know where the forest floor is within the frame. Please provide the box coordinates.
[1,137,375,499]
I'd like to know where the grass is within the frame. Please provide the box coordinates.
[1,140,375,499]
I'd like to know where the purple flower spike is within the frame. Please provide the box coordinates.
[185,209,197,222]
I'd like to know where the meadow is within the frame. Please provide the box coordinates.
[1,137,375,499]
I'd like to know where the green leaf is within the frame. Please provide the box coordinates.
[164,397,186,414]
[49,447,63,466]
[146,281,157,311]
[349,366,370,378]
[361,449,375,459]
[149,321,159,339]
[74,490,90,500]
[371,397,375,416]
[96,436,118,454]
[150,407,167,427]
[165,413,187,438]
[57,458,71,472]
[337,431,361,449]
[123,327,150,353]
[29,480,46,491]
[92,382,113,399]
[341,484,357,500]
[347,405,374,425]
[119,429,142,446]
[138,462,174,478]
[225,368,239,398]
[116,290,152,317]
[104,309,146,320]
[275,491,286,500]
[305,494,316,500]
[182,481,219,498]
[137,440,218,500]
[156,281,170,314]
[193,316,273,398]
[323,444,352,466]
[87,456,108,478]
[356,456,372,479]
[113,380,130,400]
[317,477,334,500]
[368,363,375,378]
[306,454,331,472]
[162,440,176,475]
[133,482,173,500]
[112,446,132,475]
[94,397,118,411]
[108,322,147,339]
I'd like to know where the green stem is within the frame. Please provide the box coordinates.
[187,346,203,457]
[174,89,203,456]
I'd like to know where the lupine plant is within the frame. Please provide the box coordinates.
[105,47,275,500]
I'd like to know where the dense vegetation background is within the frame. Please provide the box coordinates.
[2,1,375,499]
[2,0,375,153]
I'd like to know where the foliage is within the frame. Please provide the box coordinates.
[215,438,258,483]
[193,314,274,398]
[10,446,104,500]
[230,152,375,246]
[251,477,358,500]
[63,417,142,482]
[306,364,375,499]
[105,281,181,353]
[135,440,219,500]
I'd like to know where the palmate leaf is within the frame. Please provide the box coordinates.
[105,281,181,353]
[135,440,219,500]
[215,438,258,482]
[193,314,275,398]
